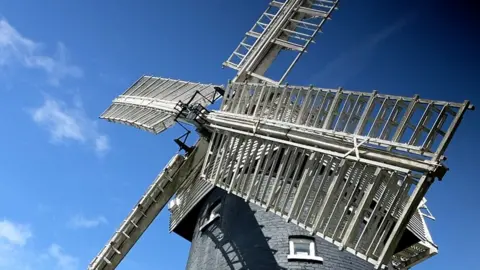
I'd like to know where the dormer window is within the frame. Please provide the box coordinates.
[287,236,323,262]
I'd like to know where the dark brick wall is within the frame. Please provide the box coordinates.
[186,188,375,270]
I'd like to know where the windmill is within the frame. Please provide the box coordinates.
[88,1,473,269]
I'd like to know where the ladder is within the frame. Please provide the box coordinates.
[87,154,185,270]
[224,0,339,84]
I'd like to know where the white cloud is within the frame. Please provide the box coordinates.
[0,219,78,270]
[48,244,79,270]
[0,241,79,270]
[0,220,32,269]
[68,214,107,229]
[0,220,32,246]
[0,18,82,85]
[30,95,110,155]
[95,135,110,154]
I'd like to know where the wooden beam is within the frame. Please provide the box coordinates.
[375,174,434,269]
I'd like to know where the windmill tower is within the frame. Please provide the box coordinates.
[88,1,473,269]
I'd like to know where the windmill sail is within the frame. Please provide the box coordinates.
[88,139,210,270]
[200,132,436,268]
[210,82,472,175]
[101,76,224,134]
[200,81,472,268]
[224,0,339,84]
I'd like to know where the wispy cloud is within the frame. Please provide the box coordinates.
[94,136,110,155]
[68,214,107,229]
[29,95,110,155]
[0,219,78,270]
[310,13,417,86]
[0,220,35,269]
[0,219,32,246]
[0,18,82,86]
[48,244,79,270]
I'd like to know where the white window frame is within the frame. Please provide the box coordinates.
[199,200,221,231]
[287,237,323,262]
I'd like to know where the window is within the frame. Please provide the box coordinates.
[288,236,323,262]
[167,197,181,211]
[199,199,221,231]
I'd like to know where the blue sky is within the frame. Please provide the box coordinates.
[0,0,478,269]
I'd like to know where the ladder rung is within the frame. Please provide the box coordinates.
[445,106,455,115]
[110,243,121,255]
[153,184,163,193]
[431,105,441,113]
[248,72,279,85]
[295,6,328,18]
[318,0,336,4]
[421,126,431,133]
[283,28,313,38]
[102,257,112,265]
[137,206,148,218]
[246,31,260,38]
[150,195,158,203]
[289,18,318,28]
[129,220,139,228]
[119,230,130,239]
[240,42,252,49]
[294,24,317,33]
[264,12,276,19]
[283,32,313,43]
[233,52,246,58]
[270,1,284,8]
[256,22,268,28]
[311,2,332,9]
[406,122,416,130]
[273,39,304,52]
